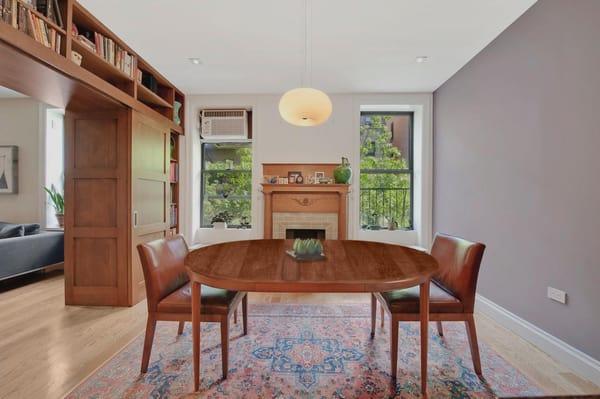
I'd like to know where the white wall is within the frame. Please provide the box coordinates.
[0,98,45,224]
[182,93,432,247]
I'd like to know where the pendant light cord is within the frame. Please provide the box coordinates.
[303,0,311,88]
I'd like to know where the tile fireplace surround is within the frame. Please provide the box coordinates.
[272,212,338,239]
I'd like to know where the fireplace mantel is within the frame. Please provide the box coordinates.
[261,184,350,239]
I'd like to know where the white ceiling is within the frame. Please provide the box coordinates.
[79,0,536,95]
[0,86,27,98]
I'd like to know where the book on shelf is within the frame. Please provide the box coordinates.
[1,0,13,24]
[8,2,62,53]
[169,161,179,183]
[169,204,178,228]
[72,24,135,78]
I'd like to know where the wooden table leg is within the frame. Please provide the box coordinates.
[420,280,430,395]
[192,281,202,391]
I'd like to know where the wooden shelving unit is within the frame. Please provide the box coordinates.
[169,132,180,234]
[137,82,172,108]
[0,0,185,134]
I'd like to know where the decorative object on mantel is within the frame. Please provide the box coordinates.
[286,238,325,261]
[278,0,332,127]
[0,146,18,194]
[287,171,302,184]
[44,185,64,227]
[333,157,352,184]
[211,211,231,229]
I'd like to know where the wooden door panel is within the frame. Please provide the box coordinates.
[130,111,170,304]
[65,110,130,306]
[73,179,118,227]
[73,238,118,287]
[73,119,118,168]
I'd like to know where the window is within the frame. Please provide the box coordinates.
[45,108,64,228]
[200,142,252,228]
[360,111,413,230]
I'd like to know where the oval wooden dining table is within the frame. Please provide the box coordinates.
[185,239,439,394]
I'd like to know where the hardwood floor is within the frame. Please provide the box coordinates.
[0,271,597,398]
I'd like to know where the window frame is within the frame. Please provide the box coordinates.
[200,140,253,229]
[359,111,415,231]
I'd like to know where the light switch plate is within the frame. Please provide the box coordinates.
[547,287,567,304]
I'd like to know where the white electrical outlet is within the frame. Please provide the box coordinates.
[547,287,567,304]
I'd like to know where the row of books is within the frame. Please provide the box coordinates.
[72,24,134,78]
[169,204,178,228]
[5,2,62,53]
[1,0,62,27]
[170,162,179,183]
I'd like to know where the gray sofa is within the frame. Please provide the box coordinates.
[0,222,64,281]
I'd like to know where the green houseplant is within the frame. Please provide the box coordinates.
[44,185,64,227]
[211,211,232,229]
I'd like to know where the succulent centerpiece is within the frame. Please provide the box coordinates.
[287,238,325,261]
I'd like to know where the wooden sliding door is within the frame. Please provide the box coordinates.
[64,109,130,306]
[130,111,170,304]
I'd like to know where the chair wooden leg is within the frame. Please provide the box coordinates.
[419,281,430,395]
[370,294,376,338]
[242,294,248,336]
[234,307,238,324]
[390,316,398,380]
[141,315,157,373]
[465,314,483,376]
[436,321,444,336]
[220,316,229,379]
[177,321,185,335]
[380,305,384,328]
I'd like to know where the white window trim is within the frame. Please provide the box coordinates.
[352,94,433,248]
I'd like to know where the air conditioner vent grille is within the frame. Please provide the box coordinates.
[202,110,245,118]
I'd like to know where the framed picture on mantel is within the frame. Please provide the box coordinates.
[0,146,18,194]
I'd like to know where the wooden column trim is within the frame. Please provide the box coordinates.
[263,192,273,239]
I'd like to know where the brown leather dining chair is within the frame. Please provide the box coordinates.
[137,235,248,378]
[372,233,486,378]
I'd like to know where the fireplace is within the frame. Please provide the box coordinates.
[261,163,350,240]
[286,228,326,240]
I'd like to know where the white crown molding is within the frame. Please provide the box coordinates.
[476,294,600,384]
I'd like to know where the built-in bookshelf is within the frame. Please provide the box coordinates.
[1,0,66,54]
[0,0,184,134]
[169,132,180,234]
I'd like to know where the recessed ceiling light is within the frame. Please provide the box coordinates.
[416,56,429,63]
[189,58,202,65]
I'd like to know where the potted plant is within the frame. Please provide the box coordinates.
[211,211,232,229]
[44,185,64,227]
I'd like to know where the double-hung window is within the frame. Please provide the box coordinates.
[200,142,252,228]
[359,111,413,230]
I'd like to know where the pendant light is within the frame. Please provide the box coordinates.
[279,0,332,127]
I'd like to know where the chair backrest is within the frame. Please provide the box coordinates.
[431,233,486,313]
[137,235,190,312]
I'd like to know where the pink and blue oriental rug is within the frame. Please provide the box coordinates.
[67,303,544,398]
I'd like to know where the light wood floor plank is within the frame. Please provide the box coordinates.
[0,272,597,398]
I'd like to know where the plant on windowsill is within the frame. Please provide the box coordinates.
[211,211,232,230]
[44,185,65,228]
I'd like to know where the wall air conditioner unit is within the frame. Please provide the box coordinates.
[200,109,248,139]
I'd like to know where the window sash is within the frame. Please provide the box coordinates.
[359,111,414,230]
[200,143,252,228]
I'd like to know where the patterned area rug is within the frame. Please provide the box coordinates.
[67,304,543,398]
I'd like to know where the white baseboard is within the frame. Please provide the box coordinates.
[475,293,600,384]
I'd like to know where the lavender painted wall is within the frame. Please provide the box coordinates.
[433,0,600,359]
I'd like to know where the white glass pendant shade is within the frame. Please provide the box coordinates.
[278,87,332,127]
